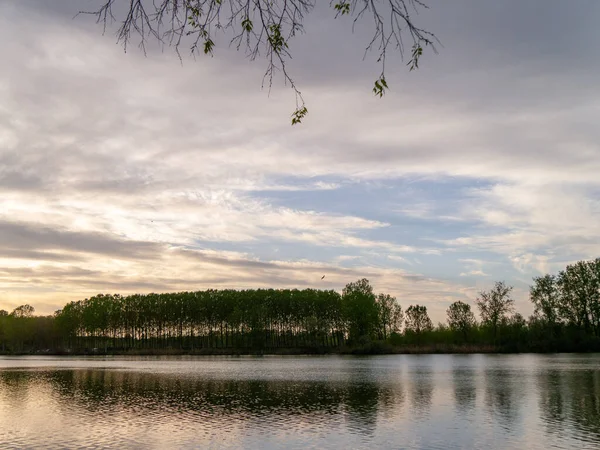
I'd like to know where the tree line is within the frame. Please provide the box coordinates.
[1,258,599,354]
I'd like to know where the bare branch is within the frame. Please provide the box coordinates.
[80,0,437,123]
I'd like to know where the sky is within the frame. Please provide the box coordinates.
[1,0,599,322]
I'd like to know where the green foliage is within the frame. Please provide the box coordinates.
[530,274,560,326]
[372,77,389,98]
[11,304,35,318]
[533,258,600,339]
[404,305,433,341]
[376,293,403,340]
[342,278,379,343]
[407,43,424,71]
[187,3,202,27]
[291,106,308,125]
[389,331,403,346]
[203,38,215,55]
[267,24,288,54]
[476,281,514,340]
[446,301,476,342]
[556,260,600,333]
[241,17,253,32]
[0,308,57,353]
[48,289,349,352]
[333,2,351,16]
[4,258,600,354]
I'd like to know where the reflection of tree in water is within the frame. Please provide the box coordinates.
[48,370,344,416]
[377,379,405,422]
[341,361,406,437]
[0,371,38,406]
[538,368,600,443]
[4,369,403,437]
[537,369,565,434]
[344,382,380,436]
[343,361,401,437]
[568,370,600,438]
[409,365,433,417]
[452,365,476,414]
[484,368,520,431]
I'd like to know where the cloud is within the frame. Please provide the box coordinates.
[440,183,600,273]
[460,270,488,277]
[1,0,599,323]
[0,243,475,320]
[0,220,161,260]
[458,259,489,278]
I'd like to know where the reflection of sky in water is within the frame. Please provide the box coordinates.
[1,355,599,449]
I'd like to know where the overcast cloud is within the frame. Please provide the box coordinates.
[1,0,599,321]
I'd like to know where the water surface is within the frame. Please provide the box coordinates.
[1,354,599,449]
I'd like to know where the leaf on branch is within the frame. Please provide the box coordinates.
[187,1,202,26]
[204,38,215,55]
[82,0,438,126]
[242,17,253,32]
[333,2,351,16]
[291,106,308,125]
[268,24,288,53]
[372,76,389,98]
[408,43,424,71]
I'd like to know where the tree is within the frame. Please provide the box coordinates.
[391,302,404,335]
[476,281,514,341]
[342,278,379,343]
[11,304,35,318]
[530,274,559,324]
[446,301,475,342]
[556,260,600,336]
[404,304,432,341]
[530,274,560,339]
[0,311,7,352]
[7,261,600,354]
[502,312,527,349]
[376,293,402,340]
[81,0,437,124]
[588,258,600,337]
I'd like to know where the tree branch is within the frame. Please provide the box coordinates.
[80,0,437,124]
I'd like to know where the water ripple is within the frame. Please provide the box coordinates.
[0,354,599,449]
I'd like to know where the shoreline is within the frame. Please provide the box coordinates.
[3,344,592,357]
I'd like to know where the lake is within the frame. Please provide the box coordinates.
[0,354,599,449]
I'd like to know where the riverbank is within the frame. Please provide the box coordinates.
[0,343,553,356]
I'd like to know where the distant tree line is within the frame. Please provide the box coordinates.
[1,258,599,354]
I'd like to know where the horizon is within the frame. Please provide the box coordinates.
[1,0,600,323]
